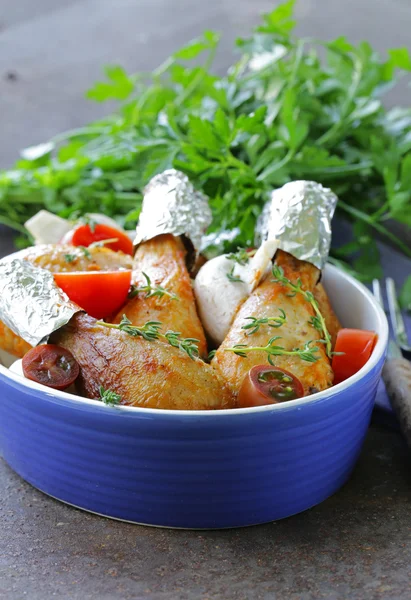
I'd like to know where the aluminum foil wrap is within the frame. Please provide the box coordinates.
[134,169,212,255]
[0,258,80,347]
[255,180,338,270]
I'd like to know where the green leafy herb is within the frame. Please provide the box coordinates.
[272,265,333,357]
[78,215,98,233]
[208,349,217,360]
[400,275,411,312]
[242,309,287,335]
[1,1,411,278]
[163,331,200,360]
[226,248,252,266]
[79,246,92,258]
[225,337,320,365]
[128,272,178,300]
[226,266,244,283]
[99,385,122,406]
[64,254,76,264]
[97,315,200,359]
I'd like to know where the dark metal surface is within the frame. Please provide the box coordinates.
[2,0,411,597]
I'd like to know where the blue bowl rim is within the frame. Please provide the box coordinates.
[0,263,389,418]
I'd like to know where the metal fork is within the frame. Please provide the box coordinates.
[373,278,411,445]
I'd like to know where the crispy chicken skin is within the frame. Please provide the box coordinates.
[212,250,334,397]
[53,313,233,410]
[17,243,133,272]
[0,244,133,359]
[0,321,32,358]
[113,234,208,358]
[313,282,341,349]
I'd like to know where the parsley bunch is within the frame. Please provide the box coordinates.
[1,0,411,288]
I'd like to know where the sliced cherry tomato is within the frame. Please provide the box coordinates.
[332,328,378,385]
[54,270,132,319]
[62,224,133,255]
[238,365,304,408]
[22,344,79,390]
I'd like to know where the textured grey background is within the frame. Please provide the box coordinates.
[1,1,411,599]
[1,0,411,168]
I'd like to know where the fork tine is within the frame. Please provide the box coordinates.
[386,277,411,353]
[372,279,383,308]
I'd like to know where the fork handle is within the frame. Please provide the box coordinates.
[383,357,411,446]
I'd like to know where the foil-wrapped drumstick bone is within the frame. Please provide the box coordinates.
[212,181,340,398]
[0,245,133,357]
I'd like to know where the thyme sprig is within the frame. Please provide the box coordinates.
[97,315,199,359]
[226,248,253,266]
[64,246,91,263]
[79,245,91,258]
[226,266,244,283]
[272,265,333,358]
[89,237,119,249]
[242,309,286,335]
[128,272,178,301]
[225,337,320,365]
[99,386,122,406]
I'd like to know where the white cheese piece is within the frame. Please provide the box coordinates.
[194,240,278,345]
[25,210,72,245]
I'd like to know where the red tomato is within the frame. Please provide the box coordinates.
[332,328,378,385]
[54,270,132,319]
[62,224,133,255]
[238,365,304,408]
[22,344,79,390]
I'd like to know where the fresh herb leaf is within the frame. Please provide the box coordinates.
[99,386,122,406]
[79,246,91,259]
[128,272,178,301]
[226,248,252,265]
[164,331,200,360]
[226,266,244,283]
[225,336,319,364]
[242,309,287,335]
[400,275,411,313]
[272,265,333,358]
[64,254,76,264]
[87,65,135,102]
[97,315,200,359]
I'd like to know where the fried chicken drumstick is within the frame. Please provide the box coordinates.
[113,234,208,358]
[212,251,337,399]
[53,313,232,410]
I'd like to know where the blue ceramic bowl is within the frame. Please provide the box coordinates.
[0,264,388,528]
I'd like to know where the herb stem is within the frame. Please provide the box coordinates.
[338,200,411,258]
[96,315,199,359]
[272,265,333,358]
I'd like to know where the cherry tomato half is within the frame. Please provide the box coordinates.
[238,365,304,408]
[22,344,79,390]
[332,328,378,385]
[62,224,133,256]
[54,270,132,319]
